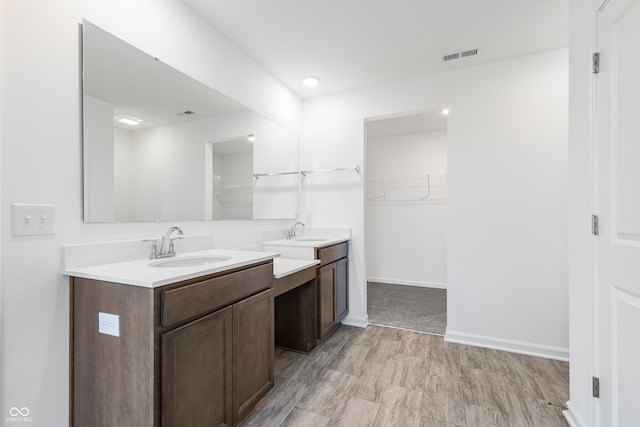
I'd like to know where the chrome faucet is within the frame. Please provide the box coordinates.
[286,222,305,239]
[157,226,184,258]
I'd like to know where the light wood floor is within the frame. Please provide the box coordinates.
[240,324,569,427]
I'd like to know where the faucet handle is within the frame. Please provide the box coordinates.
[169,234,184,251]
[142,239,159,259]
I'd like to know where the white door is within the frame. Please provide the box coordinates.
[595,0,640,425]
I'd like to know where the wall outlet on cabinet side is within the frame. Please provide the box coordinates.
[99,312,120,337]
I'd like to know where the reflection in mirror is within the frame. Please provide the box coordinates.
[82,21,299,222]
[207,136,254,220]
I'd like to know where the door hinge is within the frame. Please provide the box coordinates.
[593,376,600,398]
[592,215,599,236]
[593,52,600,74]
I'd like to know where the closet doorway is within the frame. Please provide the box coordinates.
[365,110,448,335]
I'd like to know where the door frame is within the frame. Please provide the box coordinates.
[565,1,604,425]
[362,107,449,326]
[589,2,603,426]
[587,0,640,425]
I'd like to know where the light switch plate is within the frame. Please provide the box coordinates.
[98,312,120,337]
[11,203,56,236]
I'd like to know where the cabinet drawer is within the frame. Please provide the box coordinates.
[273,265,317,297]
[162,262,273,328]
[316,242,348,266]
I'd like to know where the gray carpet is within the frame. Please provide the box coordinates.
[367,282,446,335]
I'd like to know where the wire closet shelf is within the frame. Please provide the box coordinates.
[212,182,253,207]
[367,173,447,204]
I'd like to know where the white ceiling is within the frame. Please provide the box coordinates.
[183,0,569,99]
[366,111,448,139]
[83,22,246,131]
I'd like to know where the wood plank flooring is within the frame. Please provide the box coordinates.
[240,325,569,427]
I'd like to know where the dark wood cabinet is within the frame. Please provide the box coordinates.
[232,290,274,424]
[163,288,273,427]
[335,256,349,321]
[162,306,233,427]
[318,263,337,339]
[71,261,274,427]
[316,242,349,340]
[72,279,156,427]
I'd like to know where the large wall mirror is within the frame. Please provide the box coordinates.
[82,21,299,222]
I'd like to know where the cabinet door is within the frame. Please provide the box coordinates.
[162,306,232,427]
[335,257,349,321]
[233,289,274,424]
[318,263,336,339]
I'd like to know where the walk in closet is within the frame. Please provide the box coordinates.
[365,110,448,334]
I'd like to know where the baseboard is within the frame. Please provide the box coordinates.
[367,276,447,289]
[563,401,588,427]
[341,314,368,328]
[444,330,569,361]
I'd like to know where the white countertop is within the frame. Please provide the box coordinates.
[262,236,349,248]
[64,249,278,288]
[62,228,351,287]
[262,234,350,261]
[261,227,350,247]
[273,258,320,279]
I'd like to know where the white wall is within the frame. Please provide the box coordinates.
[84,95,115,222]
[0,0,301,424]
[218,151,253,220]
[367,130,447,287]
[301,48,569,359]
[113,127,134,222]
[117,110,298,221]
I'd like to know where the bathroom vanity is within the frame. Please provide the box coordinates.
[67,249,276,427]
[263,231,350,344]
[270,240,349,353]
[65,228,350,426]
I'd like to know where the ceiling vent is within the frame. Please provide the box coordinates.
[443,52,460,62]
[442,47,480,62]
[461,48,479,58]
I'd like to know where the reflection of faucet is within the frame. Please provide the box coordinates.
[287,222,305,239]
[158,226,184,258]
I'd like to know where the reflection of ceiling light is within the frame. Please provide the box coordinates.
[302,76,320,87]
[247,134,255,142]
[114,114,143,125]
[441,108,450,115]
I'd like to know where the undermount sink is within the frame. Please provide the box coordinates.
[292,237,329,242]
[149,255,231,268]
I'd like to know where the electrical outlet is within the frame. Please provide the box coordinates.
[98,312,120,337]
[11,203,56,236]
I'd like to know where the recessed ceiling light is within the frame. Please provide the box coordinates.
[441,108,450,115]
[114,114,143,125]
[247,134,255,142]
[302,76,320,88]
